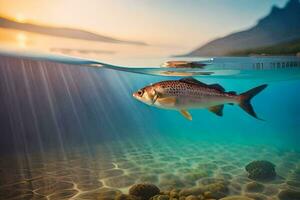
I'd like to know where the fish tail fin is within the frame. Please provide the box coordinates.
[238,84,268,120]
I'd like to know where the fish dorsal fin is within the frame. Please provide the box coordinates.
[179,77,208,87]
[179,109,192,121]
[208,105,224,116]
[180,78,225,92]
[227,91,237,95]
[209,84,225,92]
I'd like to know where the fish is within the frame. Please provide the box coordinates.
[161,61,207,68]
[132,77,267,121]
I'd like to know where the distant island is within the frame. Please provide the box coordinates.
[0,16,147,46]
[229,38,300,56]
[182,0,300,57]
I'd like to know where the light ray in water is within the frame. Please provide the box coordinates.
[40,65,62,149]
[59,67,93,156]
[20,60,45,159]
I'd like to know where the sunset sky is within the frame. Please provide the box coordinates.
[0,0,290,51]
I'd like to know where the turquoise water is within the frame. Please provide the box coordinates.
[0,54,300,199]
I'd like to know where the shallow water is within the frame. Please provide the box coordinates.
[0,55,300,200]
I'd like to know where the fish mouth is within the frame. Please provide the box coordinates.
[132,92,140,100]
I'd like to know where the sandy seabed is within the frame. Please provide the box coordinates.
[0,138,299,200]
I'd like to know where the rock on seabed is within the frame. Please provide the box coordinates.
[245,160,276,181]
[220,196,254,200]
[129,183,160,200]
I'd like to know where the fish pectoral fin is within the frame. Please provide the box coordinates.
[150,89,162,104]
[157,97,176,106]
[152,94,158,104]
[208,105,224,117]
[179,109,192,121]
[152,89,160,104]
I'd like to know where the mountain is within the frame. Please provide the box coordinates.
[0,16,147,46]
[229,38,300,56]
[184,0,300,57]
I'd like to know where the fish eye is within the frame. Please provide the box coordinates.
[137,90,144,96]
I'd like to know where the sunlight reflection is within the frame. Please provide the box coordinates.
[16,32,27,48]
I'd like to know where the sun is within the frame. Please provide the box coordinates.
[15,14,27,23]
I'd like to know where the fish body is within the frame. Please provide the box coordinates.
[133,78,267,120]
[148,80,238,109]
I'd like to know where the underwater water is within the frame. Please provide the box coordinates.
[0,55,300,200]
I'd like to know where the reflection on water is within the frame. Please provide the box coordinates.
[16,32,28,48]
